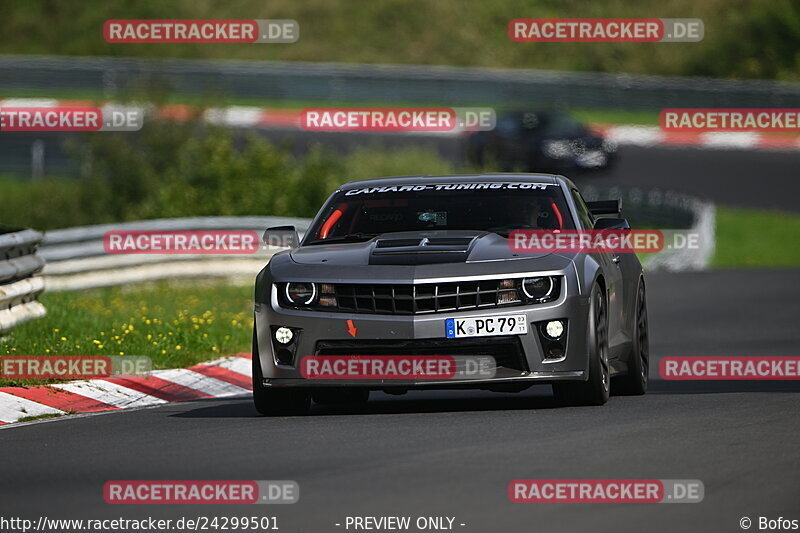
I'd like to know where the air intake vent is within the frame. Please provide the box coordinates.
[425,237,474,247]
[375,238,423,248]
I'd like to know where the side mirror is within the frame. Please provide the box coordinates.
[594,218,631,230]
[263,225,300,249]
[586,199,622,216]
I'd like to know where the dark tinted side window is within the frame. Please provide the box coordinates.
[570,189,595,229]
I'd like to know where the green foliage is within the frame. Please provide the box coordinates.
[0,0,798,80]
[0,115,460,229]
[0,177,86,230]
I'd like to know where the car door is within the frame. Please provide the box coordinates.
[570,189,626,362]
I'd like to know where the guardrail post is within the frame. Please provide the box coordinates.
[0,227,47,333]
[31,139,45,180]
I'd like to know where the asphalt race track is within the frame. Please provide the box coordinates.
[575,145,800,213]
[2,268,799,532]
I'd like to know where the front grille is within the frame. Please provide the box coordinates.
[315,336,529,373]
[333,280,519,315]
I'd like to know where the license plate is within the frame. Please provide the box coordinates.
[445,315,527,338]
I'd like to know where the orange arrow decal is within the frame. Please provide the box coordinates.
[346,319,357,338]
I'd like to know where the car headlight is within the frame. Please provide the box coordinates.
[274,326,294,344]
[544,320,565,339]
[285,282,317,305]
[521,276,558,303]
[280,282,337,308]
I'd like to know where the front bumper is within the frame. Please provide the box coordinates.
[255,274,592,389]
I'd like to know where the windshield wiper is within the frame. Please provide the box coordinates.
[305,232,379,245]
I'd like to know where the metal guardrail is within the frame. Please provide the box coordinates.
[580,186,716,270]
[2,55,800,110]
[0,228,46,332]
[40,216,311,291]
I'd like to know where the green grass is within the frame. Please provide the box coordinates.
[713,208,800,267]
[17,413,68,423]
[572,108,659,126]
[1,281,253,387]
[1,0,799,81]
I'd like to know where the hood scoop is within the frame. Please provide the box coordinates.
[370,235,479,265]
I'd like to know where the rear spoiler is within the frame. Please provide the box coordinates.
[586,199,622,216]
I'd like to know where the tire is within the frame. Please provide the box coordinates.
[613,280,649,395]
[312,389,370,405]
[553,283,610,406]
[252,330,310,416]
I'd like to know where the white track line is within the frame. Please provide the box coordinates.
[150,368,250,397]
[52,380,167,408]
[200,356,252,376]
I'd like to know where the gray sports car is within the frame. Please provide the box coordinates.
[253,174,649,415]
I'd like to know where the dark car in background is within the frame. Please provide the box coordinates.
[467,111,617,172]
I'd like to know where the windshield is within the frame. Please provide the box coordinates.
[305,182,575,244]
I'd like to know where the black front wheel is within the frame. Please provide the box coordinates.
[553,283,610,406]
[613,280,649,396]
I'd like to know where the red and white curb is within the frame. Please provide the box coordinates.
[594,124,800,151]
[3,98,800,152]
[0,353,252,426]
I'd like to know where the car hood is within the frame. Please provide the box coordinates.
[291,230,553,266]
